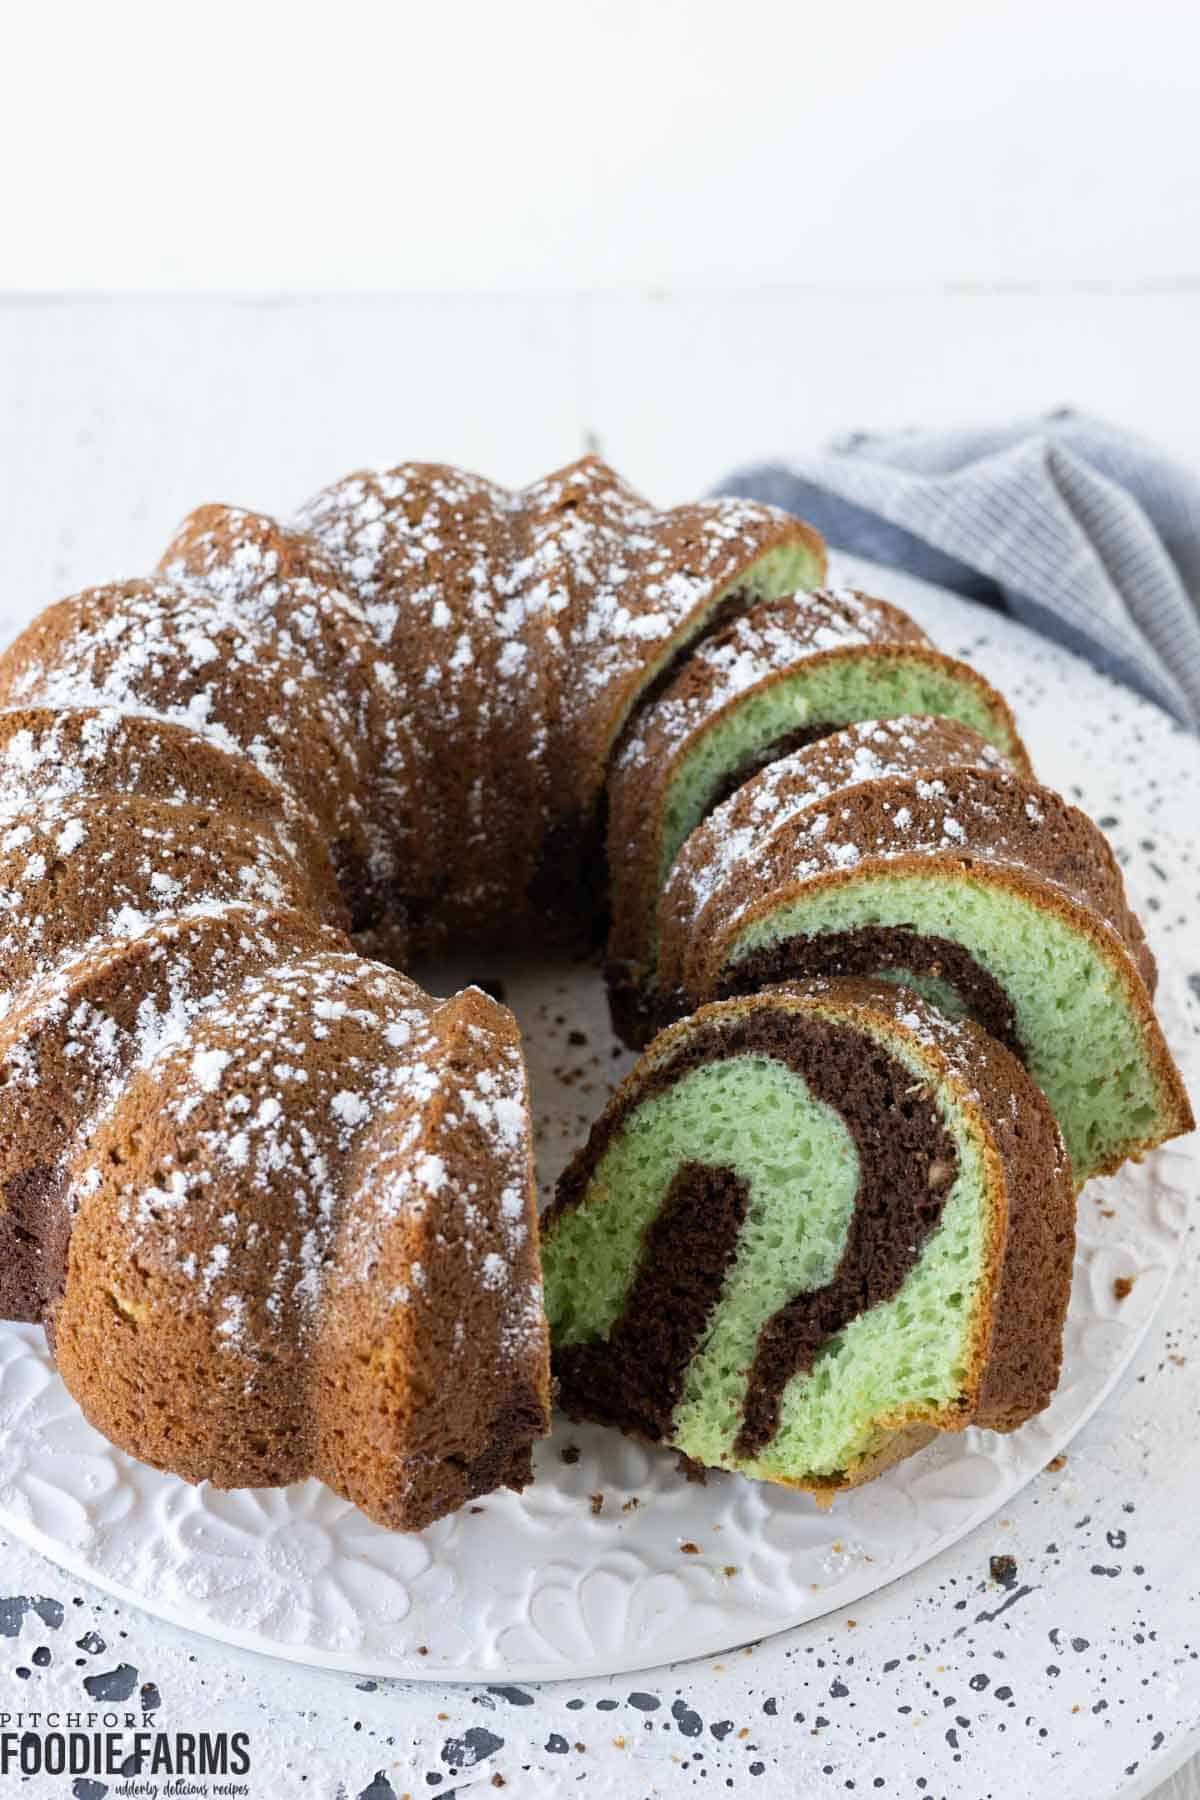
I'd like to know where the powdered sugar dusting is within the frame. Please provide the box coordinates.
[297,455,812,912]
[0,578,364,844]
[43,942,545,1437]
[0,792,323,1018]
[664,716,1010,953]
[191,1046,231,1092]
[617,587,927,781]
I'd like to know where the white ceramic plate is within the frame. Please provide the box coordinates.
[0,557,1195,1684]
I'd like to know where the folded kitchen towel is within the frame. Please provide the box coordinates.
[716,412,1200,730]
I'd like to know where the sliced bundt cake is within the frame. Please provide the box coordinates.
[0,450,1188,1532]
[611,714,1018,1047]
[651,725,1191,1182]
[542,980,1075,1495]
[607,590,1030,1014]
[0,456,821,1525]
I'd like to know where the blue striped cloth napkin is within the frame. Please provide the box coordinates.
[716,412,1200,730]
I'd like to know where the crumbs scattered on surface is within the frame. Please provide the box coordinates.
[989,1554,1018,1587]
[1113,1275,1136,1301]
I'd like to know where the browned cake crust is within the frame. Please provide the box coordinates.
[158,502,377,732]
[546,980,1076,1493]
[157,503,396,930]
[310,987,549,1528]
[607,589,1031,980]
[0,578,370,885]
[0,706,345,923]
[300,455,824,947]
[0,793,346,997]
[302,462,556,948]
[54,957,549,1530]
[0,908,340,1325]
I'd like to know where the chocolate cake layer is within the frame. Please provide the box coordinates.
[720,927,1023,1058]
[554,1163,750,1439]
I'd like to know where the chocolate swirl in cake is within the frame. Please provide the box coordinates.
[551,1007,958,1456]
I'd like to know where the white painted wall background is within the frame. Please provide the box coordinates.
[3,0,1198,294]
[0,3,1198,1793]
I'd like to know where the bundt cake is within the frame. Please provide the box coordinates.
[0,448,1189,1529]
[607,588,1029,1038]
[542,980,1076,1495]
[647,720,1191,1182]
[0,455,828,1527]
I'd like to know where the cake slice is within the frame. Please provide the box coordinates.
[653,729,1190,1183]
[611,714,1017,1048]
[607,589,1030,996]
[542,980,1075,1497]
